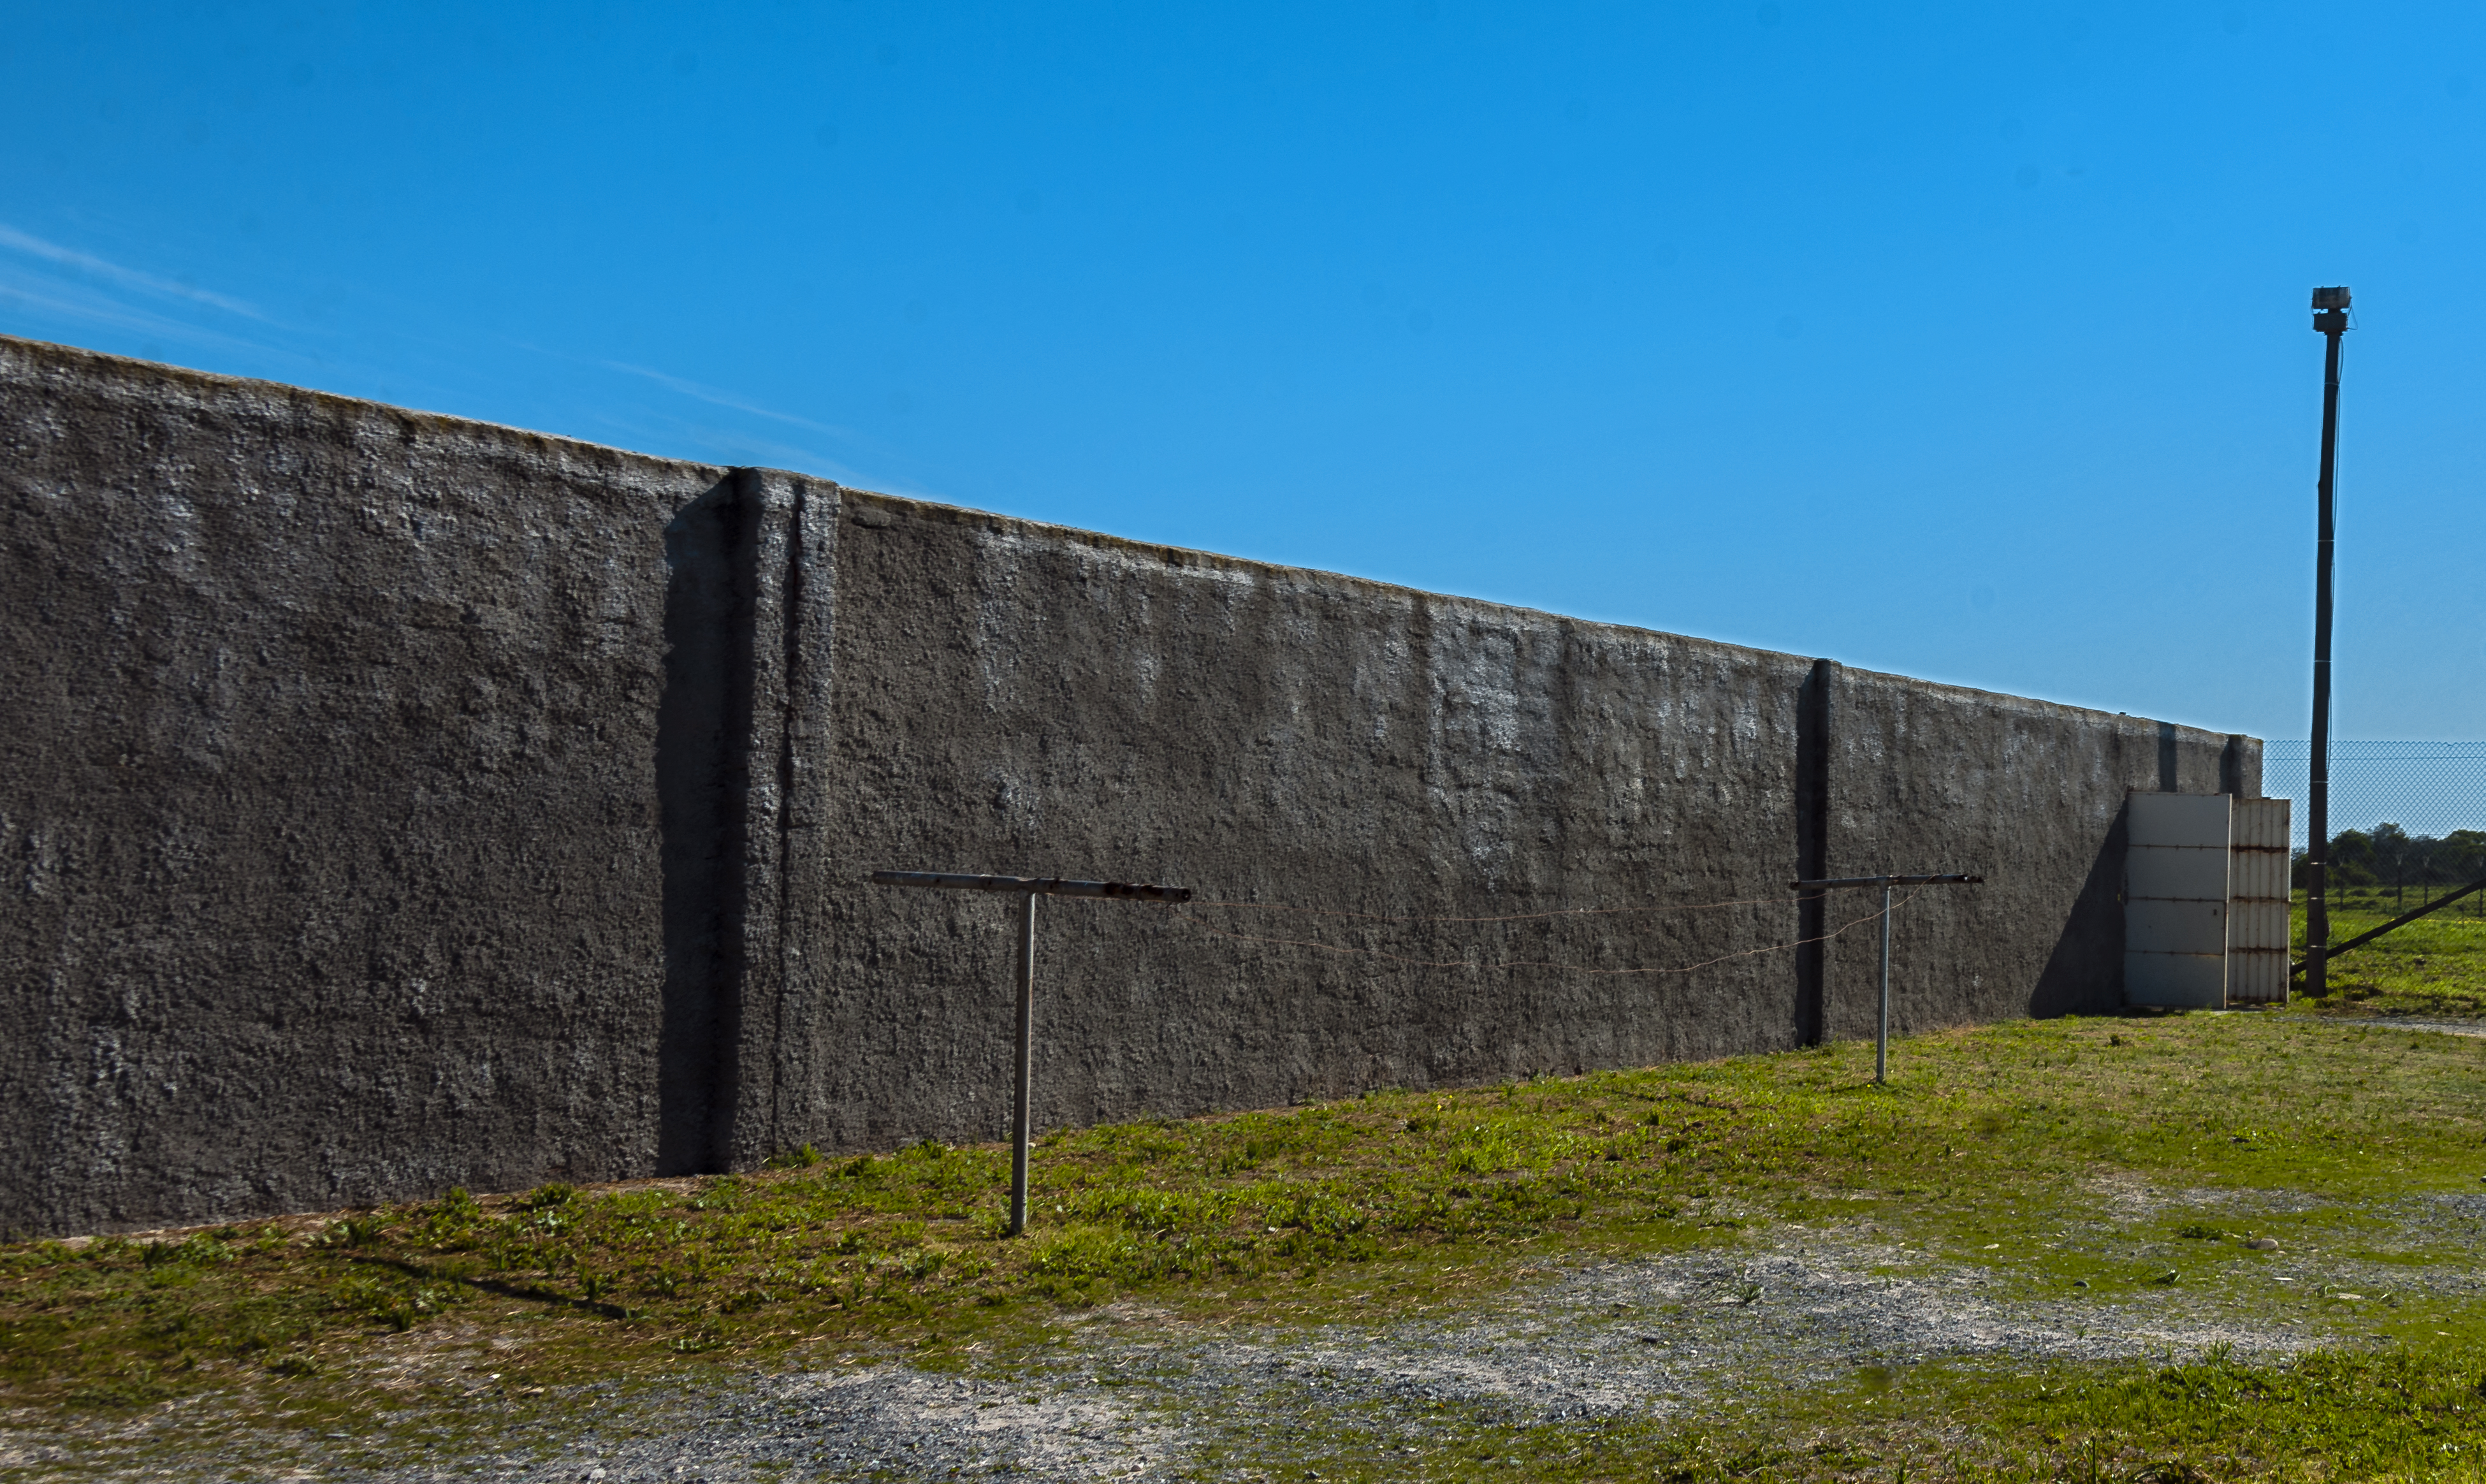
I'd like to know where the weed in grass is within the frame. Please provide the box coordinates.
[309,1213,393,1249]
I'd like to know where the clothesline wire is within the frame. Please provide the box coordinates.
[1155,882,1933,978]
[1172,891,1795,924]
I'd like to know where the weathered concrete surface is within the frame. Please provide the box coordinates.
[0,339,734,1235]
[1824,676,2256,1042]
[755,497,2250,1156]
[0,336,2257,1234]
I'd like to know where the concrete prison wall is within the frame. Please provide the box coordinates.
[0,335,2260,1237]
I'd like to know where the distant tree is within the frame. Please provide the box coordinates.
[2442,829,2486,881]
[2291,825,2486,889]
[2369,823,2417,884]
[2335,829,2377,885]
[2295,829,2377,889]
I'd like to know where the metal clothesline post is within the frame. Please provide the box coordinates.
[1012,890,1035,1237]
[1879,881,1893,1085]
[868,870,1192,1237]
[1787,873,1984,1085]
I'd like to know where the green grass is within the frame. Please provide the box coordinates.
[10,1013,2486,1478]
[2293,885,2486,1017]
[1223,1345,2486,1482]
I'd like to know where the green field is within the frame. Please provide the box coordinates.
[2292,885,2486,1017]
[10,1012,2486,1480]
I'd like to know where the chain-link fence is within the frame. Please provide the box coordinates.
[2262,741,2486,887]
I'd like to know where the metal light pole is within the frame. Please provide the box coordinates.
[2306,286,2350,1001]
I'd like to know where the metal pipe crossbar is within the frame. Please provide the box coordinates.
[867,870,1192,903]
[1789,875,1982,890]
[867,869,1189,1235]
[1789,873,1984,1084]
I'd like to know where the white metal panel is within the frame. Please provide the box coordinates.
[2127,898,2230,953]
[2127,951,2230,1008]
[2128,792,2234,848]
[2227,796,2292,1004]
[2128,847,2233,903]
[2126,791,2231,1009]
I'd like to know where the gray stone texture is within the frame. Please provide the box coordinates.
[0,337,2256,1236]
[0,339,727,1235]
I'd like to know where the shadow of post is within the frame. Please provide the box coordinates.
[1794,658,1836,1044]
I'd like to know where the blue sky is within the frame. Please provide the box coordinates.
[4,2,2483,742]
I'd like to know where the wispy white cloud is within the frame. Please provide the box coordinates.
[590,356,869,441]
[662,425,875,488]
[0,234,950,498]
[532,342,945,491]
[0,276,284,362]
[0,224,265,319]
[571,404,903,494]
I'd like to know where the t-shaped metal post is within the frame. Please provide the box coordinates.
[868,871,1192,1235]
[1789,874,1983,1083]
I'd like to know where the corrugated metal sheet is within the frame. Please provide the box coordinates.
[2227,797,2292,1004]
[2126,792,2230,1008]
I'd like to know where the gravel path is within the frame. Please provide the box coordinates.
[22,1202,2456,1484]
[2332,1015,2486,1038]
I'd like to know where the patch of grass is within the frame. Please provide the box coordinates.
[1242,1342,2486,1481]
[11,1013,2486,1475]
[2293,887,2486,1017]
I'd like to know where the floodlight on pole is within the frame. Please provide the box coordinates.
[2305,286,2350,1002]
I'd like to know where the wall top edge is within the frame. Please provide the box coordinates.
[8,337,2258,752]
[0,333,729,483]
[1837,669,2258,751]
[827,484,2260,752]
[825,484,1806,674]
